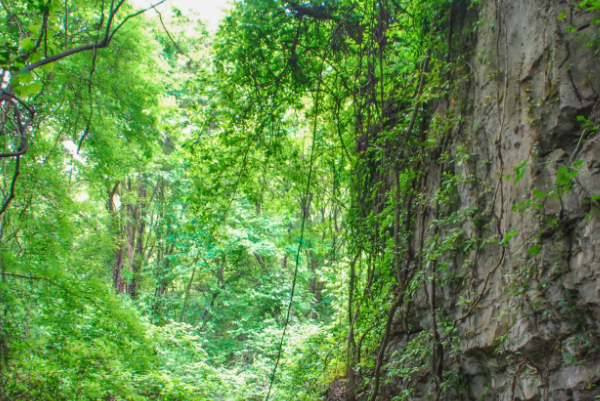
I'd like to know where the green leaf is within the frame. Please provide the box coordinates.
[18,70,33,84]
[28,81,42,95]
[558,9,568,20]
[29,51,42,63]
[15,80,42,96]
[21,37,35,51]
[500,230,518,246]
[513,159,529,183]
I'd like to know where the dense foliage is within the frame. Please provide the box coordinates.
[1,0,599,400]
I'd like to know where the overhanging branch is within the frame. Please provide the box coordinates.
[22,0,167,72]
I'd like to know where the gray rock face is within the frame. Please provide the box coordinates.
[380,1,600,400]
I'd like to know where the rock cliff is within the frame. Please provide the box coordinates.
[337,1,600,400]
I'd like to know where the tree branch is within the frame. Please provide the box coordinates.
[0,97,31,158]
[0,156,20,216]
[151,3,190,59]
[16,8,49,61]
[22,0,166,72]
[109,0,167,42]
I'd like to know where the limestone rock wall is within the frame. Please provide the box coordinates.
[385,1,600,400]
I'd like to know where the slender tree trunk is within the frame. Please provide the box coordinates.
[179,261,198,322]
[347,252,360,401]
[128,180,147,298]
[108,181,125,292]
[199,257,226,328]
[123,178,139,294]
